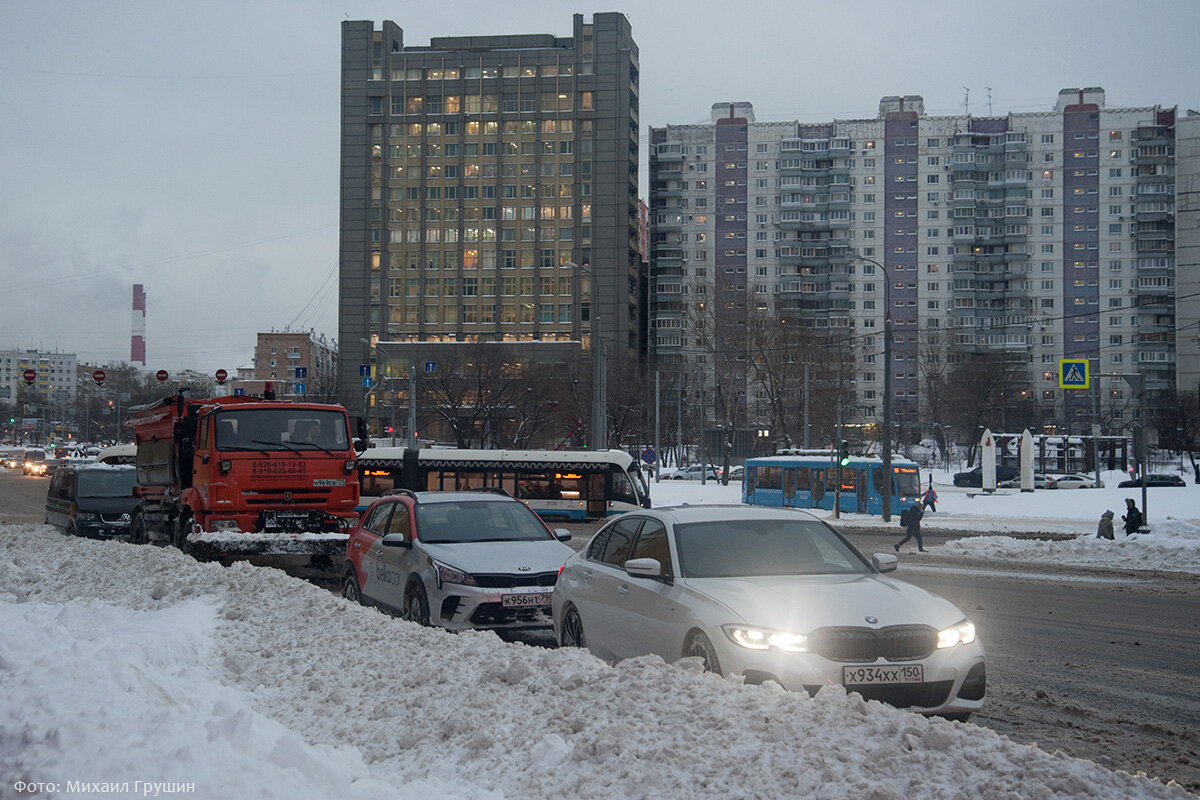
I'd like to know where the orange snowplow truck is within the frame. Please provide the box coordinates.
[129,391,362,559]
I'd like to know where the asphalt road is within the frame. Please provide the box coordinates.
[2,469,1197,791]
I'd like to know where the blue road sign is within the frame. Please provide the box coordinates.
[233,388,246,396]
[359,364,370,377]
[294,382,306,395]
[1058,358,1089,389]
[642,448,656,465]
[363,377,373,389]
[424,361,437,374]
[294,366,308,380]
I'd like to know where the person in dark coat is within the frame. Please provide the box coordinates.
[894,503,925,552]
[1121,498,1143,536]
[922,482,938,513]
[1096,510,1115,540]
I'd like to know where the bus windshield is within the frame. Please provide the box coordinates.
[214,409,350,452]
[894,467,921,497]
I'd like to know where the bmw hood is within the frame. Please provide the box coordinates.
[684,574,967,632]
[418,540,575,576]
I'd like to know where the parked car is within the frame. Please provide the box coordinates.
[553,505,986,720]
[668,465,719,480]
[727,465,745,482]
[952,465,1018,488]
[342,490,575,632]
[998,473,1057,490]
[1053,474,1102,489]
[1,449,24,469]
[1118,474,1186,488]
[44,464,138,538]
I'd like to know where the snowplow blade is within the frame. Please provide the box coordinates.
[186,531,349,561]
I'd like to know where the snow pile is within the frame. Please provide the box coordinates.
[0,525,1193,799]
[647,479,1200,574]
[934,517,1200,573]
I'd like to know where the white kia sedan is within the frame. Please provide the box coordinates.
[553,505,985,719]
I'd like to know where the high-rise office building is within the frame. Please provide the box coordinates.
[339,14,643,407]
[649,89,1193,441]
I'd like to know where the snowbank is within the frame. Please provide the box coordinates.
[647,478,1200,574]
[0,525,1193,799]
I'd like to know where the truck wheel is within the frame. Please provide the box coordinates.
[130,513,148,545]
[174,512,194,555]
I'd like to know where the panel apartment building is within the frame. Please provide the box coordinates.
[339,14,643,406]
[649,89,1193,442]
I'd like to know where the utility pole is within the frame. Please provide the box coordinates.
[676,379,682,472]
[803,363,810,449]
[1092,362,1101,490]
[591,313,606,451]
[654,370,661,483]
[408,362,418,450]
[699,368,706,485]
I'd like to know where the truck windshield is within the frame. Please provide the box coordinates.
[214,409,350,452]
[78,469,137,498]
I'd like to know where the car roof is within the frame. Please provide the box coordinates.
[643,504,823,524]
[380,490,519,505]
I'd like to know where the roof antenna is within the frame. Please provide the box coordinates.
[986,87,993,116]
[962,87,970,117]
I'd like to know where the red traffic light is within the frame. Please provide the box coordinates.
[385,426,394,434]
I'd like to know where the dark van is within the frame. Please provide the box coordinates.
[45,464,139,538]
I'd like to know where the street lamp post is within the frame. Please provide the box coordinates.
[855,254,894,522]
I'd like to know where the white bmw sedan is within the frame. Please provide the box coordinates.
[553,505,985,719]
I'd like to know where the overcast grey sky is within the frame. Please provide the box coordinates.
[2,0,1197,374]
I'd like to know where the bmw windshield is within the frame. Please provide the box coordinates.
[675,518,872,578]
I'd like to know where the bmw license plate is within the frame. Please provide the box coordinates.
[501,592,552,608]
[843,664,924,685]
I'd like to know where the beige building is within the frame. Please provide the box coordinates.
[251,331,338,401]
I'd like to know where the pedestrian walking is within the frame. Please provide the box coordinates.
[922,481,938,513]
[1121,498,1143,536]
[895,503,925,552]
[1096,510,1115,540]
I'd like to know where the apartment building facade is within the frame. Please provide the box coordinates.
[251,331,338,401]
[649,89,1191,442]
[0,349,78,406]
[338,14,643,406]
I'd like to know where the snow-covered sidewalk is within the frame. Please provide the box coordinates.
[1,525,1194,799]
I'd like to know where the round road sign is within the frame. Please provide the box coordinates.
[155,369,169,382]
[215,368,228,384]
[93,369,106,385]
[22,368,36,384]
[642,448,656,465]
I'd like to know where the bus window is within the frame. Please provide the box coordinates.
[894,467,921,497]
[795,467,811,491]
[362,470,397,497]
[839,469,856,492]
[610,469,637,506]
[745,467,755,497]
[783,468,796,500]
[760,466,782,490]
[872,467,887,494]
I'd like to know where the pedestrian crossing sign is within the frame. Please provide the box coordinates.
[1058,358,1090,389]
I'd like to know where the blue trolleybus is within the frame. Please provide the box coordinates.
[742,452,923,515]
[357,448,651,520]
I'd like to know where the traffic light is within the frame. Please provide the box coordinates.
[385,426,394,434]
[838,440,850,467]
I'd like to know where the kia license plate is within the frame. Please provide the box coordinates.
[501,592,552,608]
[843,664,924,685]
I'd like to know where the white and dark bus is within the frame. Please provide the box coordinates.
[357,448,651,520]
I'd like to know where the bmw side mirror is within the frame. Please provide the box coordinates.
[873,553,898,573]
[554,528,571,542]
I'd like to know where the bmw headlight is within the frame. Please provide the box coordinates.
[722,625,808,653]
[434,562,478,588]
[937,619,977,649]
